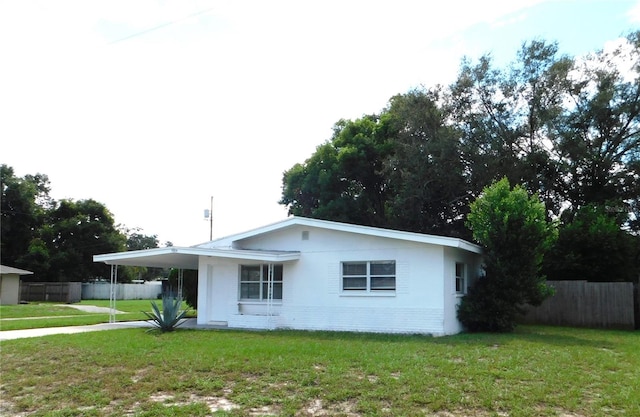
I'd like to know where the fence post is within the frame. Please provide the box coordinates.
[634,283,639,330]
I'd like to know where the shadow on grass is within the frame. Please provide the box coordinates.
[432,325,629,349]
[157,324,633,350]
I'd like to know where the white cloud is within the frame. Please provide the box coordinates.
[627,0,640,22]
[1,0,634,245]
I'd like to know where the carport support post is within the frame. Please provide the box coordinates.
[177,269,184,300]
[109,264,118,323]
[266,263,274,320]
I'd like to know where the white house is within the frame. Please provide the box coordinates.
[94,217,482,335]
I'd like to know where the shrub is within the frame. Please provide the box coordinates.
[143,296,188,332]
[458,178,556,332]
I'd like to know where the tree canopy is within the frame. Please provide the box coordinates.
[1,164,165,282]
[280,31,640,282]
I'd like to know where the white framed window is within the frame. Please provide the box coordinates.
[342,261,396,292]
[455,262,466,294]
[239,264,283,301]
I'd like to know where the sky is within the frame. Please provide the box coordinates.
[1,0,639,247]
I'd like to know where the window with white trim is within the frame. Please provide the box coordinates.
[239,264,283,301]
[342,261,396,292]
[455,262,466,294]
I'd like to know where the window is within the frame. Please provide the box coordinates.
[455,262,466,294]
[240,264,283,301]
[342,261,396,292]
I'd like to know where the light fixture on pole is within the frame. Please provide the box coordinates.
[203,196,213,241]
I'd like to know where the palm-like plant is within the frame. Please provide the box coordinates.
[143,296,188,332]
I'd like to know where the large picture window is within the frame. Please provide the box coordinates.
[240,264,283,301]
[342,261,396,292]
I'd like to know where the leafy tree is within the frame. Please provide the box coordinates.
[448,40,572,215]
[41,199,126,281]
[280,90,473,237]
[552,32,640,227]
[125,229,159,251]
[457,178,556,332]
[121,228,164,281]
[1,165,52,273]
[383,89,470,237]
[280,115,393,227]
[543,205,639,282]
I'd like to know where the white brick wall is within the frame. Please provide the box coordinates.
[197,224,480,335]
[277,305,444,335]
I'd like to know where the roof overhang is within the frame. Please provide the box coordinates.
[0,265,34,275]
[93,247,300,269]
[213,217,483,255]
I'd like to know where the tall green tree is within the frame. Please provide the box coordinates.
[383,89,470,237]
[1,165,52,272]
[280,90,472,237]
[41,199,126,281]
[457,178,556,332]
[280,115,393,227]
[552,32,640,227]
[448,40,572,215]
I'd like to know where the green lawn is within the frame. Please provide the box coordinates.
[0,299,191,331]
[1,325,638,416]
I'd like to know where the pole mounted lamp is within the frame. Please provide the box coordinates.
[204,196,213,241]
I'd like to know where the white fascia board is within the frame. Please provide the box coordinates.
[93,247,300,267]
[208,217,482,254]
[93,247,192,263]
[205,248,300,262]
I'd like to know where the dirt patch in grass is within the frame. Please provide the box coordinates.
[149,391,239,412]
[298,398,361,416]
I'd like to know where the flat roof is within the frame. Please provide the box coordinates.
[93,247,300,269]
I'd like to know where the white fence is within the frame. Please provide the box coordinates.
[82,282,162,300]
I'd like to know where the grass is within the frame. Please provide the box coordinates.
[0,299,192,331]
[1,325,638,416]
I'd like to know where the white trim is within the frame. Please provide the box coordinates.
[205,217,482,254]
[341,260,397,294]
[93,246,300,268]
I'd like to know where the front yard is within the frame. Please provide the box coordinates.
[0,300,191,331]
[1,324,638,416]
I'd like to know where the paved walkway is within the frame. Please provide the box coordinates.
[0,318,207,341]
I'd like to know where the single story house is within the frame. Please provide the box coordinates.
[94,217,482,335]
[0,265,33,305]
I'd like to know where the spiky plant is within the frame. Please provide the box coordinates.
[143,296,188,332]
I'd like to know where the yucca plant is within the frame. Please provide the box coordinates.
[143,295,188,332]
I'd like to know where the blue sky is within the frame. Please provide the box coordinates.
[1,1,638,246]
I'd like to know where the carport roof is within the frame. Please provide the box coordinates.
[93,247,300,269]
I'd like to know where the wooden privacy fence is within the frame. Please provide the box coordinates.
[522,280,637,330]
[20,282,82,303]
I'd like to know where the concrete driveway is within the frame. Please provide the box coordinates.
[0,320,156,341]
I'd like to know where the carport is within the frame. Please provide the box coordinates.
[93,246,300,323]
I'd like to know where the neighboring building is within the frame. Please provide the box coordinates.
[0,265,33,305]
[94,217,482,335]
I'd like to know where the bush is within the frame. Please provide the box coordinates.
[143,296,188,332]
[458,178,556,332]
